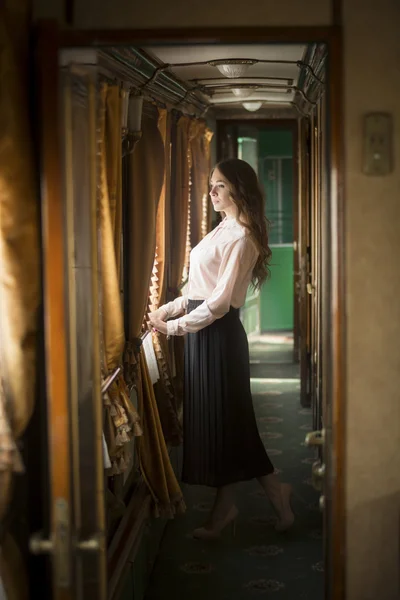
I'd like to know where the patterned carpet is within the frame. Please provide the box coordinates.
[145,335,323,599]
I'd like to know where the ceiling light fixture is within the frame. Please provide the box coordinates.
[242,101,263,112]
[208,59,257,78]
[232,88,254,98]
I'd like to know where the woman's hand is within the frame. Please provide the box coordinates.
[149,317,168,336]
[148,308,168,336]
[148,307,167,323]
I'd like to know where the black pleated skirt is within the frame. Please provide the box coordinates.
[182,299,275,487]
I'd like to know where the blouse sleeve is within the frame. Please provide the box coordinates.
[159,293,188,318]
[166,236,257,336]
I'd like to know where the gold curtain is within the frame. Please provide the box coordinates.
[126,108,185,515]
[0,0,40,522]
[167,115,192,403]
[137,352,184,516]
[189,121,214,248]
[99,84,142,476]
[154,108,170,305]
[149,109,182,446]
[168,115,191,298]
[128,111,164,338]
[106,88,124,278]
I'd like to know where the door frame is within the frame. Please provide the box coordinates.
[36,20,346,600]
[216,118,299,339]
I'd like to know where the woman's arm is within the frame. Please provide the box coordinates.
[166,237,257,336]
[159,294,188,318]
[149,294,188,322]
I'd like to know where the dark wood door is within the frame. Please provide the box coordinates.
[299,118,313,408]
[31,23,107,600]
[31,24,77,600]
[310,107,323,434]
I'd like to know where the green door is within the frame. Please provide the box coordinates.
[226,127,295,336]
[259,130,294,332]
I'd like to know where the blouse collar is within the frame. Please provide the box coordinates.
[220,216,240,229]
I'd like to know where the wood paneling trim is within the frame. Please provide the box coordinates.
[36,21,73,599]
[326,26,346,600]
[291,121,300,360]
[58,25,334,47]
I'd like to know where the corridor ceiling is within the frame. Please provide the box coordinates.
[143,44,307,110]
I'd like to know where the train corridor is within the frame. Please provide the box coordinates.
[144,334,323,600]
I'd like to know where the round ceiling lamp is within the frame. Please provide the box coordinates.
[208,59,257,79]
[242,101,263,112]
[232,88,254,98]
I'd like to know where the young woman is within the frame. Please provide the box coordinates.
[149,158,294,540]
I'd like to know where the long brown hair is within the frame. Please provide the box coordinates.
[212,158,272,290]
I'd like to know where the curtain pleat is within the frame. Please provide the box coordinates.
[128,111,164,338]
[189,121,214,248]
[105,88,123,279]
[152,335,182,446]
[150,109,182,445]
[0,0,40,526]
[155,108,170,304]
[125,107,185,515]
[169,115,191,298]
[167,116,192,405]
[136,352,185,516]
[99,85,124,370]
[99,84,142,476]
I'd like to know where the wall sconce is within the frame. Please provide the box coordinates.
[122,91,143,157]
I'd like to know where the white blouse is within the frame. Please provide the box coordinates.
[160,217,258,336]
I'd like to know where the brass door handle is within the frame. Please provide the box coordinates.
[30,533,102,553]
[30,532,53,554]
[305,429,325,447]
[307,283,315,295]
[319,495,325,511]
[312,462,325,479]
[29,499,71,587]
[312,460,325,491]
[29,499,102,588]
[76,535,102,552]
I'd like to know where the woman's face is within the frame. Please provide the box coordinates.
[209,168,236,215]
